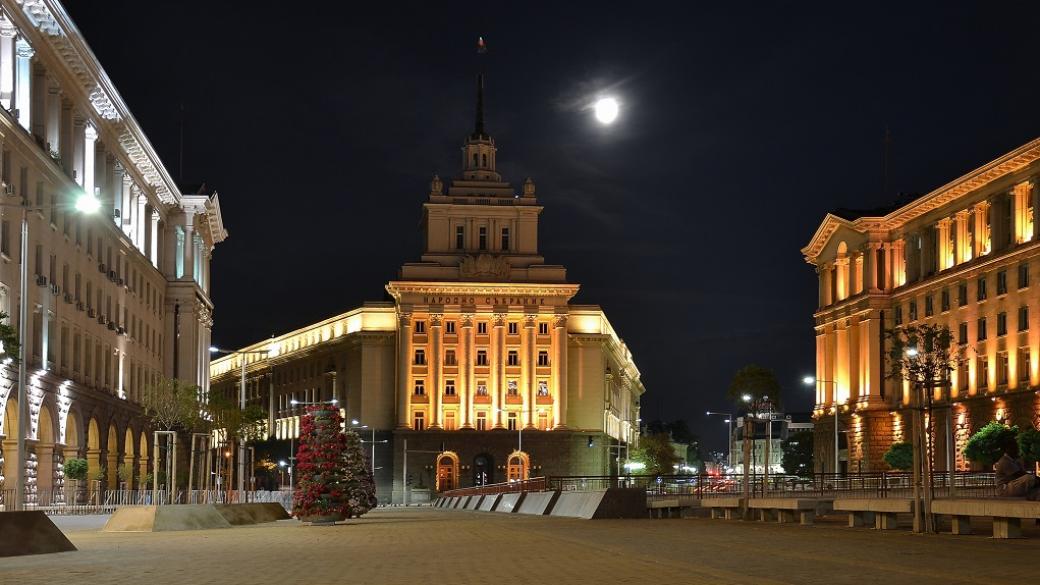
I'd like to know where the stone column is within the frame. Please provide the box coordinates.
[71,116,85,186]
[430,314,442,429]
[0,16,15,110]
[460,313,473,429]
[974,201,991,256]
[183,221,195,281]
[45,85,60,152]
[13,37,33,131]
[150,211,160,267]
[491,313,505,428]
[2,437,21,498]
[553,315,568,429]
[136,195,146,254]
[523,315,536,428]
[866,242,881,293]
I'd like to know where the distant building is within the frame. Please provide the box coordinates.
[211,74,646,503]
[731,414,813,474]
[803,137,1040,473]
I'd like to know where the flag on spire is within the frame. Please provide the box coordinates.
[477,36,487,54]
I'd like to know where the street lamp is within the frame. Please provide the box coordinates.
[706,411,734,469]
[12,190,100,511]
[350,419,386,476]
[209,345,274,497]
[495,407,545,478]
[803,375,841,475]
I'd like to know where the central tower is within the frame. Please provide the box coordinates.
[399,74,566,283]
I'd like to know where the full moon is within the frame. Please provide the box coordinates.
[594,97,619,124]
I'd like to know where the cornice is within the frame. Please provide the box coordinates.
[385,280,580,300]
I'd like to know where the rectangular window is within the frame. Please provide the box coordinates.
[998,352,1009,385]
[507,380,518,395]
[997,312,1008,336]
[538,412,549,431]
[414,349,426,365]
[444,350,456,366]
[479,226,487,250]
[924,296,933,318]
[908,301,918,321]
[958,322,968,345]
[0,220,8,256]
[941,289,950,312]
[538,322,549,335]
[507,413,518,431]
[508,322,518,335]
[414,320,426,334]
[1019,348,1031,382]
[455,225,465,249]
[445,380,456,396]
[413,412,425,431]
[507,350,519,366]
[476,412,487,431]
[978,357,989,389]
[1020,306,1030,332]
[476,381,488,395]
[476,350,488,366]
[416,378,427,395]
[997,270,1008,295]
[445,320,456,334]
[500,227,510,250]
[978,276,988,301]
[444,412,456,431]
[958,282,968,306]
[538,380,549,396]
[1019,263,1030,289]
[894,306,903,326]
[958,361,968,391]
[977,317,988,341]
[477,322,487,334]
[537,350,549,366]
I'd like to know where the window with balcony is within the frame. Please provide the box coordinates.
[507,380,518,395]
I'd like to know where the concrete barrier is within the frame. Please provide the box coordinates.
[104,505,232,532]
[932,498,1040,538]
[478,494,501,512]
[833,498,914,529]
[704,497,745,520]
[213,503,291,525]
[749,498,832,525]
[517,491,559,515]
[552,488,647,519]
[495,492,526,513]
[464,495,484,510]
[0,511,77,557]
[458,496,472,509]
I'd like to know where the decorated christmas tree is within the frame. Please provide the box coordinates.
[292,405,349,522]
[342,429,378,517]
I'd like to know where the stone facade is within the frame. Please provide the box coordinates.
[804,137,1040,473]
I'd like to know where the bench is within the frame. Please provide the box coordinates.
[648,496,700,518]
[833,498,914,530]
[931,498,1040,538]
[703,497,745,520]
[748,498,833,525]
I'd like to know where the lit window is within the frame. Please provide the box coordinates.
[507,380,518,395]
[476,381,488,396]
[507,350,519,366]
[537,380,549,396]
[507,412,518,431]
[476,412,487,431]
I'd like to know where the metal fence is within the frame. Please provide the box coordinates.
[0,487,294,515]
[440,477,547,498]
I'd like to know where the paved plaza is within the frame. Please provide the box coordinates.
[2,508,1037,584]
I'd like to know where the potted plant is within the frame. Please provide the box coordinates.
[292,405,349,524]
[883,442,914,471]
[1018,427,1040,473]
[964,422,1019,468]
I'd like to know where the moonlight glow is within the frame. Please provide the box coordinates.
[594,97,619,124]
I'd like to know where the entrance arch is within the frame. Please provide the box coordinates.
[2,398,17,488]
[36,404,57,495]
[123,427,136,488]
[435,451,459,492]
[506,450,530,482]
[473,453,493,486]
[138,431,149,487]
[106,423,119,489]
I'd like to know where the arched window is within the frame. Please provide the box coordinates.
[436,451,459,491]
[507,450,529,482]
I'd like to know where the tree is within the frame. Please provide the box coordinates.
[139,377,206,432]
[964,422,1019,467]
[0,311,19,364]
[293,405,349,522]
[341,429,377,517]
[205,392,267,497]
[727,365,782,407]
[64,458,88,481]
[781,430,813,476]
[631,432,681,475]
[1018,428,1040,467]
[883,442,914,471]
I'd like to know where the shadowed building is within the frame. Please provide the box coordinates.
[803,138,1040,473]
[0,0,226,501]
[211,75,645,503]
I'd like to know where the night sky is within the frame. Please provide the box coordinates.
[64,1,1040,452]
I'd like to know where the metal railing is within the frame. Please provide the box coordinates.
[439,477,547,498]
[0,487,294,515]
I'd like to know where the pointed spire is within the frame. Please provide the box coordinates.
[472,73,487,140]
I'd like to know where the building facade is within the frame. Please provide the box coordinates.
[211,75,646,503]
[0,0,226,501]
[730,414,812,474]
[803,138,1040,473]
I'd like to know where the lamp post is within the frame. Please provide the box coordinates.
[495,407,544,480]
[11,191,101,511]
[803,376,840,475]
[706,411,734,470]
[209,346,273,498]
[350,419,388,476]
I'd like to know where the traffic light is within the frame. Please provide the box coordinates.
[406,473,414,486]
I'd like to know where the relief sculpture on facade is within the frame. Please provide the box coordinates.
[459,254,511,281]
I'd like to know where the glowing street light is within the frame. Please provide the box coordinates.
[594,97,619,124]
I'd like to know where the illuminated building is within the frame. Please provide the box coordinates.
[0,0,226,500]
[211,75,645,503]
[803,138,1040,473]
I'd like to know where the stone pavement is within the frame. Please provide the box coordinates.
[1,507,1036,585]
